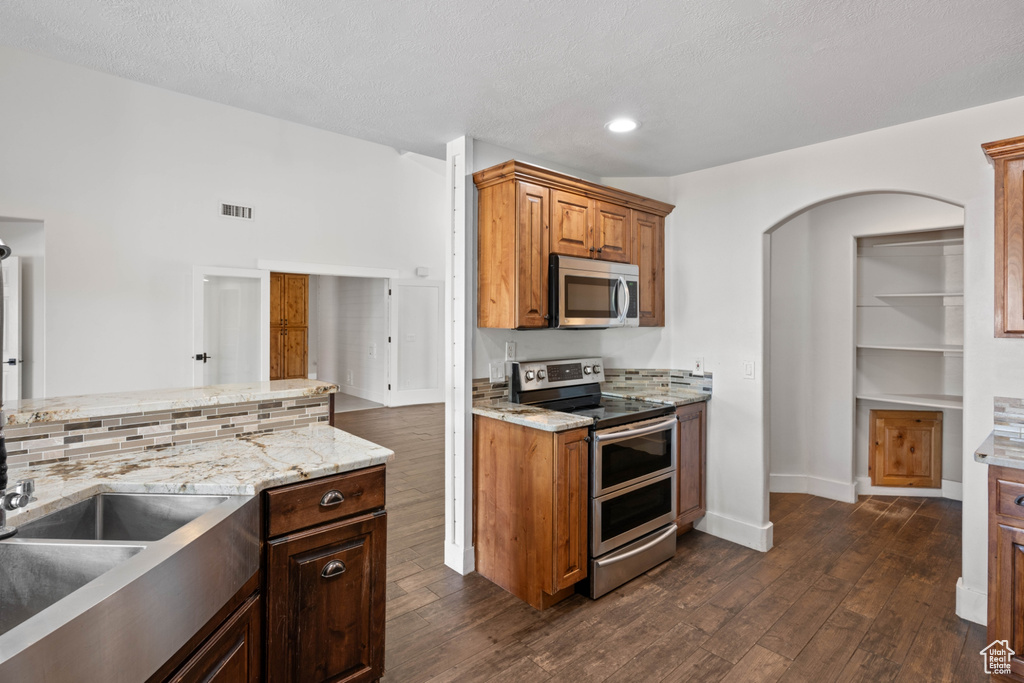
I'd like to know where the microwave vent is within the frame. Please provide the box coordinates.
[221,203,253,220]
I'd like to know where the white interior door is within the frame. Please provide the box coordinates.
[193,267,270,387]
[389,279,443,406]
[2,256,21,405]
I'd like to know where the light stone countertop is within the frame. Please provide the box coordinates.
[975,430,1024,470]
[471,400,594,432]
[601,387,710,407]
[4,379,338,426]
[5,423,393,526]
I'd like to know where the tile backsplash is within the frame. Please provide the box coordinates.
[472,367,713,403]
[995,396,1024,436]
[5,396,331,470]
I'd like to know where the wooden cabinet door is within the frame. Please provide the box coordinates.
[266,512,386,683]
[517,182,550,328]
[551,429,588,592]
[283,274,309,327]
[167,594,260,683]
[550,189,594,259]
[868,410,942,488]
[271,273,285,327]
[991,521,1024,681]
[593,202,631,263]
[676,402,706,528]
[270,328,284,381]
[632,211,665,327]
[983,136,1024,337]
[282,327,308,380]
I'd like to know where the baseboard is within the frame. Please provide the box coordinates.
[770,474,858,504]
[444,542,475,576]
[695,512,773,552]
[335,385,387,406]
[855,477,961,500]
[956,577,987,626]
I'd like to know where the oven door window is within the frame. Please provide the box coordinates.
[597,427,673,494]
[563,275,616,319]
[594,474,675,556]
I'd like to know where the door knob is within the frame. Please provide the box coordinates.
[194,353,211,363]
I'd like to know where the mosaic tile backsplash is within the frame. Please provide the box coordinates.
[995,396,1024,437]
[472,367,713,402]
[5,395,331,469]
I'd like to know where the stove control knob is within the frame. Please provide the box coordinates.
[592,364,602,374]
[525,370,536,381]
[536,369,546,380]
[583,366,592,375]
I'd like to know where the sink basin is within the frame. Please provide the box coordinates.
[0,541,144,637]
[16,493,230,542]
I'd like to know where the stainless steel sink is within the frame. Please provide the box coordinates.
[16,493,230,542]
[0,541,144,637]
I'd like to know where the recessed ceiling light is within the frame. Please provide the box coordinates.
[606,118,639,133]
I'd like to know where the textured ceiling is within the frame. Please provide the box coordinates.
[1,0,1023,176]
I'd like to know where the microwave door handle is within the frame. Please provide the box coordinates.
[616,276,628,324]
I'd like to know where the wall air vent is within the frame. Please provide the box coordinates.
[221,203,253,220]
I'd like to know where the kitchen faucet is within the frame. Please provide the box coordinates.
[0,236,31,540]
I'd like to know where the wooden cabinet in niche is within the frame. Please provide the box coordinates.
[474,160,673,330]
[270,272,309,380]
[983,135,1024,337]
[868,410,942,488]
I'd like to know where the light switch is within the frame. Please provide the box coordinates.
[743,361,755,380]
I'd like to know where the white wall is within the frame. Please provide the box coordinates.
[768,194,964,502]
[0,219,45,398]
[0,46,446,397]
[316,277,390,405]
[666,94,1024,624]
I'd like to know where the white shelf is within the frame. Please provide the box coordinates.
[857,393,963,410]
[874,292,963,298]
[857,343,963,353]
[864,235,964,249]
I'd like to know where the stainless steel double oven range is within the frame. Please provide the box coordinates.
[510,357,678,598]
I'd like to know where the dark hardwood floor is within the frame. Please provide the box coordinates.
[335,404,986,683]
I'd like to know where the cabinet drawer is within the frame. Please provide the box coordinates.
[996,475,1024,522]
[265,466,385,537]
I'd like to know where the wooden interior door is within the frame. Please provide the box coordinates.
[593,202,631,263]
[550,189,593,259]
[869,410,942,488]
[632,211,665,327]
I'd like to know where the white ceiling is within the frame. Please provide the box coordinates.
[2,0,1023,177]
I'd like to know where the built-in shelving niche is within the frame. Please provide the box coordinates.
[855,226,964,494]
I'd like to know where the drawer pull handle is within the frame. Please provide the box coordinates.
[1015,495,1024,507]
[321,560,346,578]
[320,490,345,507]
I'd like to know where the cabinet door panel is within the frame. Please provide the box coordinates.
[517,182,550,328]
[283,274,309,327]
[677,402,706,527]
[551,190,593,259]
[632,211,665,327]
[267,513,386,683]
[270,273,284,326]
[270,327,284,381]
[283,327,308,380]
[552,430,588,591]
[594,202,631,263]
[868,410,941,488]
[168,594,260,683]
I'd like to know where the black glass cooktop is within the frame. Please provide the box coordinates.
[555,395,673,429]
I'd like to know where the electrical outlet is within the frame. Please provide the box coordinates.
[505,341,517,361]
[693,357,704,377]
[345,370,353,385]
[489,361,506,383]
[743,361,755,380]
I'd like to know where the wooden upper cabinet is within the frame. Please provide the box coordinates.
[474,160,674,330]
[593,201,632,263]
[550,189,594,259]
[282,274,308,327]
[984,135,1024,337]
[270,273,285,326]
[632,210,665,327]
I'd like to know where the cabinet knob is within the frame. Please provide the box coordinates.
[320,490,345,507]
[321,560,346,578]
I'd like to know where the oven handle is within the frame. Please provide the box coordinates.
[595,416,678,444]
[594,525,677,568]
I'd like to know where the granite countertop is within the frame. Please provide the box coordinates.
[5,379,338,426]
[6,423,393,526]
[975,430,1024,470]
[601,387,710,407]
[471,400,594,432]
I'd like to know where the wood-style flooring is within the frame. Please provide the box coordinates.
[335,404,986,683]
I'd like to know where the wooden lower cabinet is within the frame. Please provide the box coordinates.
[868,410,942,488]
[265,511,387,683]
[474,416,588,609]
[989,465,1024,682]
[168,594,261,683]
[676,401,707,530]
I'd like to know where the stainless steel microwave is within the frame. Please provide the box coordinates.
[549,255,639,328]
